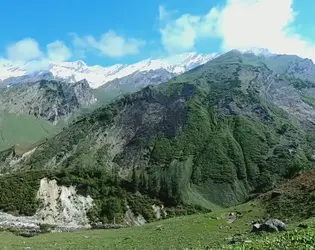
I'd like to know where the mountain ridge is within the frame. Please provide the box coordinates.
[1,50,315,229]
[0,52,218,89]
[0,79,97,123]
[2,51,315,201]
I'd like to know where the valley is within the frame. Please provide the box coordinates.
[1,49,315,249]
[0,53,214,152]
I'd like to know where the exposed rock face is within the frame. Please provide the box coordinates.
[36,178,93,226]
[0,178,166,230]
[70,79,97,105]
[124,206,147,226]
[0,79,96,123]
[286,58,315,81]
[0,178,93,229]
[152,205,167,220]
[124,204,167,226]
[0,71,54,88]
[100,68,176,94]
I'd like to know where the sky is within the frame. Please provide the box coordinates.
[1,0,315,67]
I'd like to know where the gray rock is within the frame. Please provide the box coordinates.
[251,219,286,233]
[14,228,41,238]
[227,212,237,224]
[251,223,262,232]
[101,68,176,93]
[0,79,96,123]
[264,219,286,232]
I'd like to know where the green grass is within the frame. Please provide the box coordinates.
[263,169,315,221]
[0,111,61,151]
[1,201,315,250]
[0,202,265,250]
[223,217,315,250]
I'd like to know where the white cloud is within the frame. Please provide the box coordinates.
[6,38,43,63]
[46,40,72,62]
[71,31,146,58]
[159,5,168,20]
[0,57,10,65]
[159,0,315,60]
[158,5,178,21]
[24,59,50,72]
[159,6,219,54]
[69,32,87,59]
[217,0,295,53]
[2,38,72,72]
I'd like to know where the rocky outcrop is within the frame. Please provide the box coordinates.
[36,178,93,227]
[0,178,93,230]
[124,206,147,226]
[0,177,166,231]
[152,205,167,220]
[100,68,176,94]
[0,79,96,123]
[1,71,54,88]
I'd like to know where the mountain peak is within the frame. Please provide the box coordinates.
[240,47,273,56]
[74,60,87,68]
[0,52,217,88]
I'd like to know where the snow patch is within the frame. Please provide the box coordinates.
[0,52,218,89]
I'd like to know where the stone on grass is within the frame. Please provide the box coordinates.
[251,219,286,233]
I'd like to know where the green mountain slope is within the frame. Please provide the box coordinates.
[1,50,315,221]
[0,111,62,151]
[0,79,99,151]
[0,79,97,123]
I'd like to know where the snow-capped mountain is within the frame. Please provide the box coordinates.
[0,62,25,80]
[0,52,218,89]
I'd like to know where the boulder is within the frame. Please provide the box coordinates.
[251,219,286,233]
[264,219,286,232]
[14,228,41,238]
[227,212,237,224]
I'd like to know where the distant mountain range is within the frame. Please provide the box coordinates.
[0,52,218,89]
[0,79,96,123]
[1,48,314,152]
[0,78,96,151]
[2,50,315,220]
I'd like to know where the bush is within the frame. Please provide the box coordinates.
[0,167,159,224]
[0,170,50,215]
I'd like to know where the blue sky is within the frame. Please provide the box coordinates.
[1,0,315,67]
